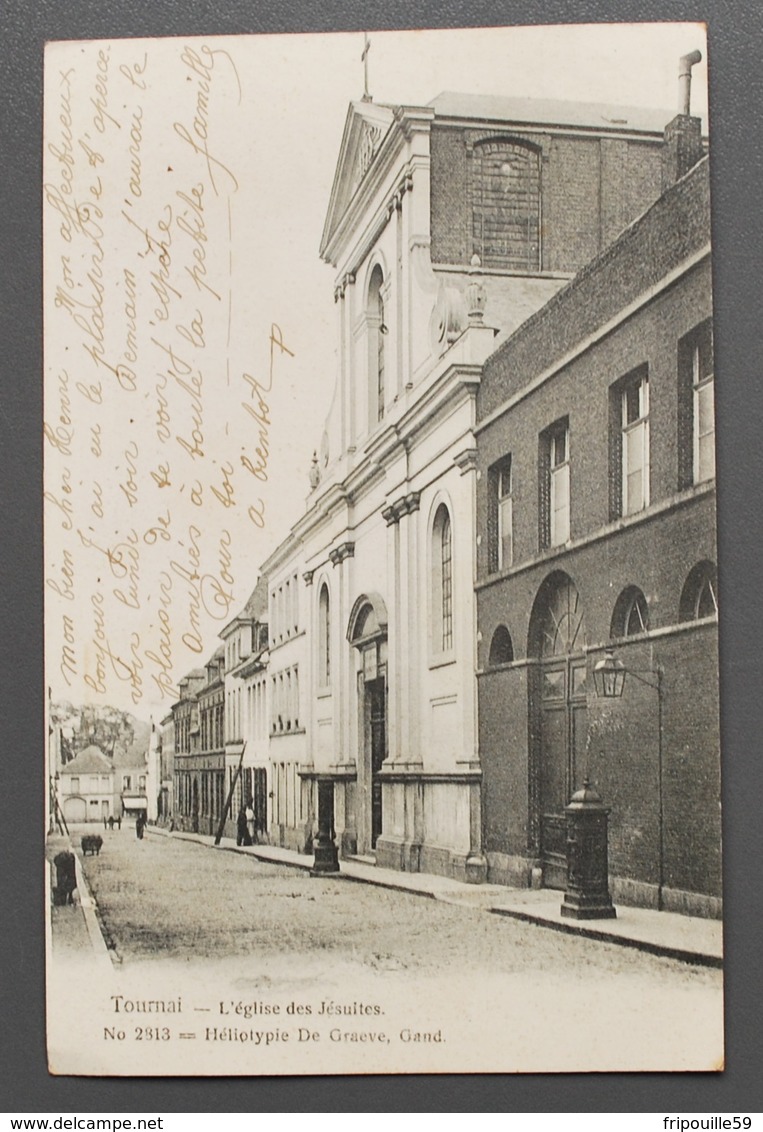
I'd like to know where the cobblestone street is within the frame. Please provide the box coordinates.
[75,826,716,980]
[46,825,724,1074]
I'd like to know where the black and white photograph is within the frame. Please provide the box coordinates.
[42,22,723,1076]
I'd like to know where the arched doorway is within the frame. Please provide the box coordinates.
[528,571,588,888]
[348,593,388,852]
[64,796,86,824]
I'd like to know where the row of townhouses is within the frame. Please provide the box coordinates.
[158,60,720,918]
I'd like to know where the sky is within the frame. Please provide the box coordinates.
[43,23,709,721]
[241,20,709,550]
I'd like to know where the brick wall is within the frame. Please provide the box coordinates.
[430,123,664,274]
[477,157,710,423]
[474,155,719,904]
[476,258,713,576]
[477,505,721,899]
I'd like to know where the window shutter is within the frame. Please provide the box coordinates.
[487,465,499,573]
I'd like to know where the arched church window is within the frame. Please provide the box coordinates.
[472,139,541,271]
[368,265,386,426]
[318,583,331,687]
[679,560,718,622]
[432,504,453,653]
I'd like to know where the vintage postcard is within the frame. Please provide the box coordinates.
[43,23,723,1076]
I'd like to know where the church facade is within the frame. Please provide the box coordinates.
[259,89,678,879]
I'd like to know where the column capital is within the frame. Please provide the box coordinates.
[454,447,478,475]
[382,490,421,525]
[329,541,355,567]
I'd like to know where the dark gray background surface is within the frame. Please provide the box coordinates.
[2,0,761,1113]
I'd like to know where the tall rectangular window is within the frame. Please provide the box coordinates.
[678,320,714,489]
[693,334,715,483]
[549,425,570,547]
[497,461,513,569]
[539,420,570,549]
[488,456,513,572]
[621,372,650,515]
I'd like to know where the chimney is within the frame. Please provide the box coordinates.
[662,50,704,190]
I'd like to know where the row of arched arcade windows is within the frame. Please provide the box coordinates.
[487,560,718,668]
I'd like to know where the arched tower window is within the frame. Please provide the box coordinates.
[611,586,650,639]
[318,583,331,687]
[368,265,386,427]
[679,560,718,622]
[432,504,453,653]
[488,625,514,666]
[472,139,541,271]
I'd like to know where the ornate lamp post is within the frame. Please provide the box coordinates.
[311,779,340,876]
[592,649,665,911]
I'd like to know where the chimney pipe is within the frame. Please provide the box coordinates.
[678,49,702,115]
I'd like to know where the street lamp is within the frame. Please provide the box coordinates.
[592,649,626,698]
[592,648,665,912]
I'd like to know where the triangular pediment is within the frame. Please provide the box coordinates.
[320,100,396,263]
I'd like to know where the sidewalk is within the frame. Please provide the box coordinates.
[148,825,723,967]
[46,833,115,971]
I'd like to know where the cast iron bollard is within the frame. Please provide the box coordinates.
[561,779,617,920]
[311,779,340,876]
[52,850,77,906]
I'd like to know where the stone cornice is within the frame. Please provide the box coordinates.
[377,767,483,784]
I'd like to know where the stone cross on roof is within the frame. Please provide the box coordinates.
[361,33,371,102]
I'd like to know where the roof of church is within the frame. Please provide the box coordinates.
[429,91,673,134]
[63,745,112,774]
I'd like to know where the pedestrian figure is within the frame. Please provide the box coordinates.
[237,807,252,846]
[117,814,122,830]
[246,801,255,845]
[108,815,115,830]
[103,815,107,831]
[53,851,77,905]
[135,813,145,840]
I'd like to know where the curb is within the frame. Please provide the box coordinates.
[72,849,117,971]
[489,906,723,968]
